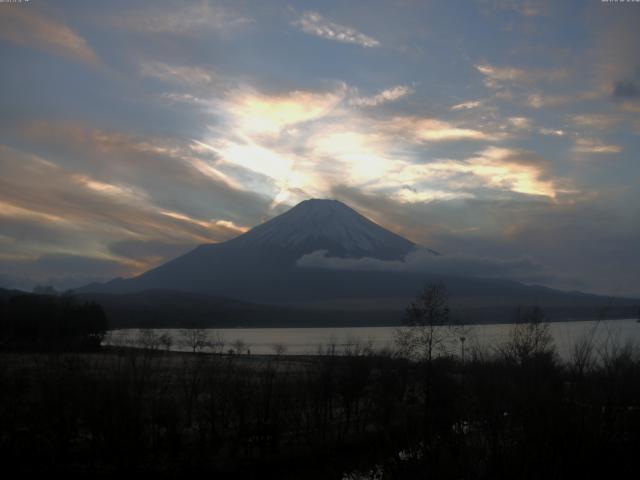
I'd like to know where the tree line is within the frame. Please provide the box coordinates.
[0,291,107,350]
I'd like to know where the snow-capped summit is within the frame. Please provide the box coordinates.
[230,199,417,260]
[78,199,432,299]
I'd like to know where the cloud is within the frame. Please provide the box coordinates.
[573,138,622,154]
[17,120,246,194]
[384,117,499,142]
[140,61,219,87]
[526,93,565,108]
[0,254,132,292]
[588,5,640,98]
[318,142,559,201]
[349,85,414,107]
[0,144,233,244]
[481,0,545,17]
[297,248,553,284]
[390,147,559,199]
[108,240,195,264]
[0,139,263,285]
[476,63,568,88]
[524,90,602,109]
[612,79,640,99]
[188,80,551,208]
[293,11,380,48]
[449,146,558,198]
[539,128,565,136]
[157,210,249,235]
[507,117,532,130]
[619,100,640,113]
[329,186,640,297]
[111,1,252,34]
[569,114,620,130]
[222,86,346,136]
[392,188,475,204]
[451,100,483,110]
[302,120,503,198]
[0,7,99,65]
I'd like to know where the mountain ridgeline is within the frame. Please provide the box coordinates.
[78,199,638,327]
[82,199,426,302]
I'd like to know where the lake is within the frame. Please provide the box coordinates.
[104,318,640,360]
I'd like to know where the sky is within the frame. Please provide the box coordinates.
[0,0,639,297]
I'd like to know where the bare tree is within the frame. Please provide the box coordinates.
[209,330,225,354]
[499,306,554,364]
[395,283,458,362]
[159,332,173,352]
[570,320,599,376]
[180,328,209,353]
[272,343,287,356]
[343,335,374,357]
[136,329,161,351]
[394,282,461,455]
[317,335,338,356]
[232,338,247,354]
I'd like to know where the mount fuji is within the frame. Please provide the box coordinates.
[228,198,425,260]
[83,199,432,302]
[78,199,637,326]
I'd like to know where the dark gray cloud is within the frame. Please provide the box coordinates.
[297,248,556,285]
[0,144,236,244]
[9,121,271,227]
[0,7,100,65]
[0,142,263,289]
[613,79,639,99]
[0,216,77,249]
[331,185,640,297]
[109,240,195,262]
[0,254,130,292]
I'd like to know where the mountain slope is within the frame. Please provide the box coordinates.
[78,199,638,322]
[84,199,425,300]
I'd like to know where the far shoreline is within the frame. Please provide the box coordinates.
[105,315,640,330]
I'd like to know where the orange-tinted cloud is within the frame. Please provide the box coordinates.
[0,7,99,65]
[573,138,622,154]
[0,143,253,274]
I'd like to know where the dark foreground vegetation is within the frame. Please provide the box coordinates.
[0,285,638,478]
[0,332,639,478]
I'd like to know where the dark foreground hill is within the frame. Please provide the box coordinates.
[77,288,639,328]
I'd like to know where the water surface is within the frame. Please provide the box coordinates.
[105,319,640,360]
